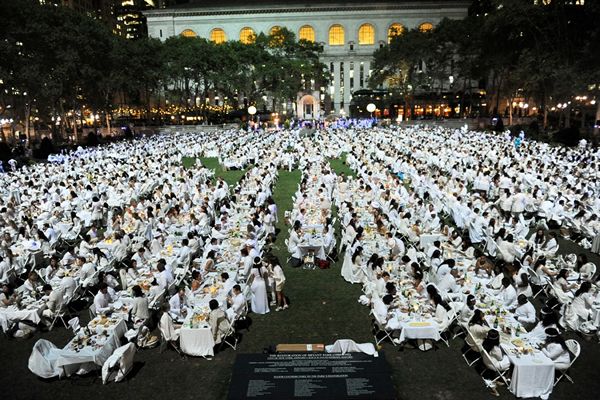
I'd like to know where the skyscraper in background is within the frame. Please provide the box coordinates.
[115,1,157,39]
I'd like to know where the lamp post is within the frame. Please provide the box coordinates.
[248,105,257,131]
[366,103,376,119]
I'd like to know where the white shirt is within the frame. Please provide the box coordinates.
[231,292,245,317]
[514,301,536,324]
[157,269,174,291]
[94,291,112,314]
[168,293,187,316]
[499,284,518,309]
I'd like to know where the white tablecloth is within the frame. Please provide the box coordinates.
[398,319,440,342]
[179,325,215,357]
[57,330,124,376]
[297,242,326,260]
[502,344,555,399]
[419,234,446,249]
[0,305,43,331]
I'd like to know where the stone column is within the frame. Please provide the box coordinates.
[343,60,351,115]
[333,61,342,114]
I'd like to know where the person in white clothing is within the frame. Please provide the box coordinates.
[159,303,180,342]
[482,329,511,396]
[93,283,113,315]
[130,285,150,327]
[514,294,536,326]
[541,328,571,371]
[270,259,288,311]
[497,277,518,309]
[227,284,246,320]
[41,284,65,319]
[168,289,189,318]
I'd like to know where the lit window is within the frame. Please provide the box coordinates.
[269,26,284,45]
[239,27,255,44]
[210,28,226,44]
[329,24,345,46]
[419,22,434,33]
[387,23,404,43]
[358,24,375,45]
[299,25,315,42]
[180,29,197,38]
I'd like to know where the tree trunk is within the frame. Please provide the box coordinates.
[594,101,600,141]
[565,107,571,128]
[24,103,31,146]
[73,113,78,143]
[106,113,111,137]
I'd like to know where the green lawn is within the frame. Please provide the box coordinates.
[244,169,372,345]
[328,152,356,178]
[182,156,247,187]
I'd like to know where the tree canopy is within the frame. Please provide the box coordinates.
[0,0,327,142]
[369,0,600,126]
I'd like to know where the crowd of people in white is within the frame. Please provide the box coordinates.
[1,130,299,378]
[1,124,599,394]
[283,126,600,398]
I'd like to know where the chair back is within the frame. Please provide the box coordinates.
[480,347,498,372]
[566,339,580,363]
[67,317,80,333]
[465,329,480,351]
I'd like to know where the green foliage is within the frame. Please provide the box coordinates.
[370,0,600,117]
[0,1,327,133]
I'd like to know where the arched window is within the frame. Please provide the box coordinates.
[269,26,282,36]
[328,24,345,46]
[387,23,404,43]
[239,27,256,44]
[180,29,197,38]
[299,25,315,42]
[419,22,434,33]
[210,28,226,44]
[358,23,375,45]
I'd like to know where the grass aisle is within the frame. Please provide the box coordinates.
[239,167,372,350]
[182,156,247,186]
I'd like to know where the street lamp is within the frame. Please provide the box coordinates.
[367,103,376,118]
[248,105,257,130]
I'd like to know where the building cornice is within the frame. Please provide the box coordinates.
[144,2,470,18]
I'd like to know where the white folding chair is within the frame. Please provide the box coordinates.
[219,318,239,351]
[462,329,482,366]
[102,342,136,384]
[67,317,80,333]
[438,307,457,347]
[480,348,511,387]
[48,298,70,331]
[527,267,548,298]
[370,310,397,347]
[555,339,580,386]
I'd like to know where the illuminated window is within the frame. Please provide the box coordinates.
[239,27,256,44]
[180,29,197,38]
[358,23,375,45]
[328,24,345,46]
[269,26,284,45]
[387,23,404,43]
[419,22,434,33]
[299,25,315,42]
[210,28,226,44]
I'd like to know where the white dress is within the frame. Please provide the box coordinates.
[564,292,594,331]
[250,267,270,314]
